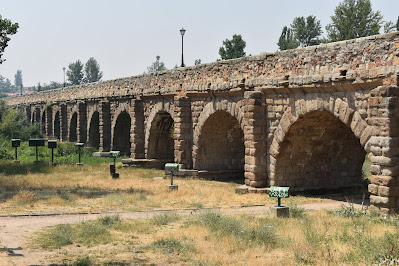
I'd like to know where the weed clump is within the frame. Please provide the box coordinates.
[193,211,277,247]
[150,237,195,255]
[12,190,38,206]
[289,204,307,218]
[151,212,179,226]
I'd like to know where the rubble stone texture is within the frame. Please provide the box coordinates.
[6,32,399,213]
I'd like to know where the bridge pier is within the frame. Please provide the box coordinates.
[99,100,111,152]
[174,96,192,169]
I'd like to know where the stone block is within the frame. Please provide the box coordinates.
[370,156,399,167]
[370,195,396,207]
[371,175,396,186]
[368,184,378,195]
[270,206,290,218]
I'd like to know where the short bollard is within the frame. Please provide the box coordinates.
[165,163,179,191]
[109,151,120,178]
[75,143,84,166]
[269,187,290,218]
[48,140,57,166]
[11,139,20,164]
[29,138,45,163]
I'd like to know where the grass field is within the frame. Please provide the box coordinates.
[30,208,399,265]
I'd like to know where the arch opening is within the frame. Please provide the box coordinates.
[274,111,366,191]
[113,111,131,155]
[69,112,78,142]
[147,111,174,160]
[89,111,100,148]
[195,110,245,180]
[54,111,60,139]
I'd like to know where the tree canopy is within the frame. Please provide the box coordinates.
[84,57,103,83]
[67,60,84,85]
[291,16,322,47]
[147,55,167,73]
[326,0,383,42]
[14,69,22,88]
[219,34,246,60]
[0,15,18,64]
[278,26,299,51]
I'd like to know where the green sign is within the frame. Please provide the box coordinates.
[269,187,290,198]
[29,138,45,147]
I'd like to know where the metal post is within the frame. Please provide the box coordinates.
[15,147,17,160]
[171,172,174,186]
[36,146,38,161]
[181,35,184,67]
[114,156,116,168]
[78,146,81,164]
[278,197,281,207]
[51,148,54,163]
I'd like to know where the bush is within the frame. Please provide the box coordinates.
[150,238,195,254]
[289,204,307,219]
[152,212,179,226]
[12,190,38,206]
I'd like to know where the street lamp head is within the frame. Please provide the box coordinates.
[180,28,186,36]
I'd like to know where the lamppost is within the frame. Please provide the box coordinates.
[180,28,186,67]
[63,67,66,87]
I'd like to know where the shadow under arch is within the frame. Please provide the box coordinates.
[88,111,100,148]
[147,111,174,160]
[113,111,131,156]
[41,110,46,134]
[195,110,245,181]
[274,110,366,191]
[69,112,78,142]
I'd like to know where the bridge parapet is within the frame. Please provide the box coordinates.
[5,32,399,107]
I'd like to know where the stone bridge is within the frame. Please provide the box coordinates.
[6,32,399,213]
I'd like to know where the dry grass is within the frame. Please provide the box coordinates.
[30,209,399,265]
[0,163,323,214]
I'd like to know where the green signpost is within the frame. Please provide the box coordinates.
[11,139,20,161]
[269,186,290,207]
[48,140,57,164]
[75,143,84,165]
[109,151,120,178]
[29,138,45,162]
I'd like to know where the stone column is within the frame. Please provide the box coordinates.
[60,104,68,141]
[130,99,145,159]
[99,100,111,152]
[243,91,267,188]
[35,106,40,123]
[174,96,192,169]
[26,106,31,123]
[367,85,399,214]
[46,107,53,138]
[77,101,87,143]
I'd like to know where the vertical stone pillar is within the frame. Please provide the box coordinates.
[60,104,68,141]
[367,85,399,214]
[77,101,87,143]
[130,99,145,159]
[46,107,53,138]
[99,100,111,152]
[35,107,40,123]
[243,91,267,188]
[174,96,192,169]
[26,106,31,123]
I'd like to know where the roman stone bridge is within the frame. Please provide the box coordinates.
[6,32,399,213]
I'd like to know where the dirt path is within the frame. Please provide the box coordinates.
[0,199,364,265]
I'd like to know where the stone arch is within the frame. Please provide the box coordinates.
[54,111,61,140]
[147,111,174,160]
[269,97,374,191]
[144,101,175,156]
[88,111,100,148]
[193,100,244,165]
[69,112,78,142]
[112,111,131,155]
[194,109,245,180]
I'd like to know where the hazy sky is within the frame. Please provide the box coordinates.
[0,0,398,87]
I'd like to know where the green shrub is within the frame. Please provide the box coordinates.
[289,204,307,219]
[38,224,74,249]
[152,212,179,226]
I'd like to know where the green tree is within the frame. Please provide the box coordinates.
[14,69,22,89]
[291,16,322,47]
[0,15,19,64]
[219,34,246,60]
[66,60,84,85]
[147,55,167,73]
[326,0,383,42]
[41,81,63,91]
[195,59,202,65]
[277,26,299,51]
[84,57,103,83]
[396,16,399,31]
[384,21,396,33]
